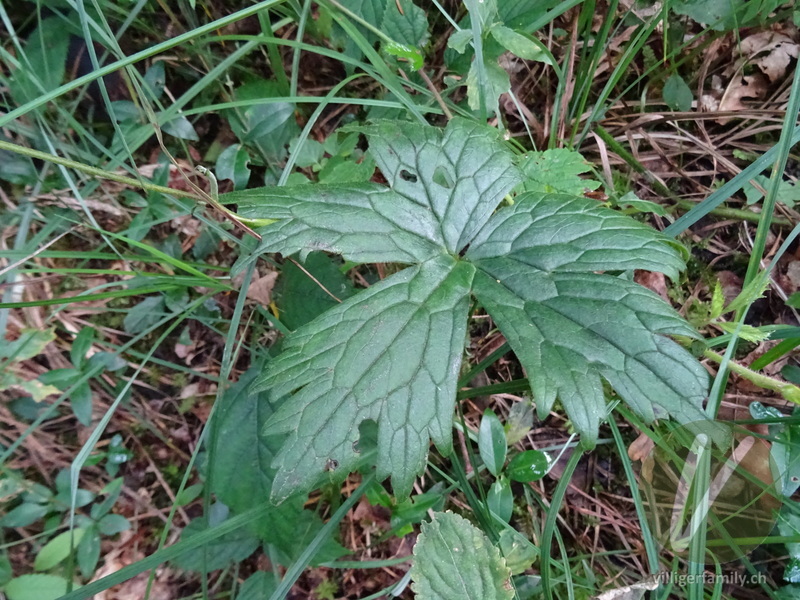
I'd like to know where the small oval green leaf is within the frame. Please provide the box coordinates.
[498,529,538,575]
[487,478,513,523]
[5,574,69,600]
[34,528,87,571]
[216,145,251,191]
[507,450,549,483]
[98,514,131,536]
[448,29,472,53]
[77,529,100,578]
[237,571,279,600]
[175,483,204,507]
[70,327,96,369]
[0,502,49,528]
[783,364,800,385]
[663,73,693,112]
[479,409,507,477]
[490,25,551,63]
[162,115,199,141]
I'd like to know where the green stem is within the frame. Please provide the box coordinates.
[704,348,800,404]
[541,446,583,600]
[463,0,488,121]
[0,140,199,199]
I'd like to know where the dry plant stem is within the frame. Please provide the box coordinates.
[130,435,191,524]
[140,102,263,239]
[456,427,473,475]
[556,14,579,143]
[703,348,800,404]
[417,68,452,120]
[286,257,342,302]
[594,127,792,227]
[0,227,75,278]
[0,139,265,238]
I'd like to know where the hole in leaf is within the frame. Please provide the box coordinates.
[432,165,454,189]
[399,169,418,183]
[325,458,339,471]
[355,420,379,456]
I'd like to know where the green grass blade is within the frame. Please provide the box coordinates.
[609,418,660,573]
[541,446,582,600]
[0,0,288,127]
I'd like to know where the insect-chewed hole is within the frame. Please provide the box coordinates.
[325,458,339,471]
[353,420,378,456]
[399,169,418,183]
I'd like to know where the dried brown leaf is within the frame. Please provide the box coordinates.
[785,260,800,292]
[245,271,278,306]
[628,431,654,462]
[716,270,743,304]
[593,575,659,600]
[717,74,768,123]
[740,32,800,83]
[634,270,668,301]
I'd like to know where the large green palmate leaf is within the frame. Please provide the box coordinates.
[467,193,709,443]
[224,117,709,502]
[466,192,686,278]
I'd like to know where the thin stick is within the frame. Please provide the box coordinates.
[287,257,342,303]
[418,69,452,119]
[0,227,75,278]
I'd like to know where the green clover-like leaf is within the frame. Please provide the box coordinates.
[223,118,709,502]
